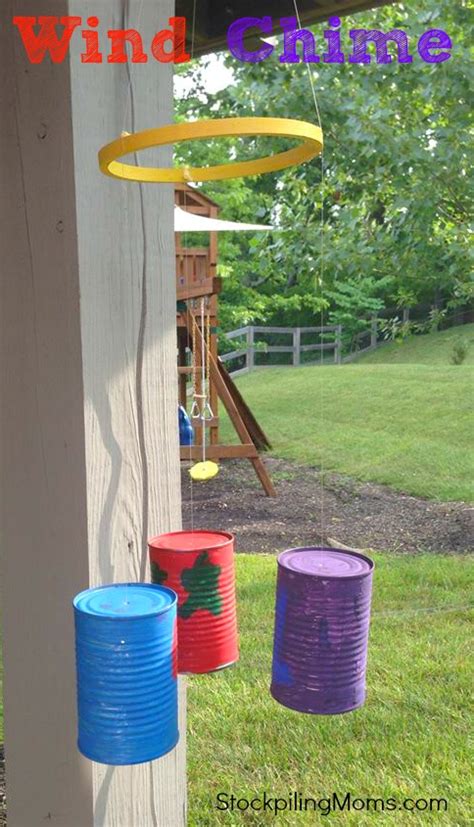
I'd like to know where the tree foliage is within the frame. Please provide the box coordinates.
[175,0,473,334]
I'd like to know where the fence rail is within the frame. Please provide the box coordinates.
[220,325,344,374]
[219,307,473,375]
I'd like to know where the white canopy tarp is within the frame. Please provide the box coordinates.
[174,205,272,233]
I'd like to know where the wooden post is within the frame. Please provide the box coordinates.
[209,296,219,446]
[370,315,378,349]
[334,325,343,364]
[402,307,410,323]
[293,328,301,366]
[178,330,188,408]
[209,206,218,279]
[247,326,255,372]
[193,308,204,447]
[1,2,186,825]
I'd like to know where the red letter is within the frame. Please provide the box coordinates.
[81,16,102,63]
[107,29,147,63]
[151,17,190,64]
[12,16,81,64]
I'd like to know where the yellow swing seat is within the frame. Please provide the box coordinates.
[189,461,219,482]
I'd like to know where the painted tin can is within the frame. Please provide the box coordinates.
[73,582,179,765]
[148,530,238,674]
[271,547,374,715]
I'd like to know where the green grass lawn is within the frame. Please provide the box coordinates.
[188,553,473,826]
[362,324,474,365]
[220,327,474,502]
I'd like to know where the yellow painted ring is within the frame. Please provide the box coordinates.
[98,117,323,183]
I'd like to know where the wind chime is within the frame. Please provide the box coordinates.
[72,115,325,766]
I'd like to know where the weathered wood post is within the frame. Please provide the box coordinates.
[1,2,186,825]
[370,315,378,349]
[334,325,343,364]
[293,327,301,366]
[247,326,255,372]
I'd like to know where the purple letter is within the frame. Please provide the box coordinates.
[349,29,413,64]
[418,29,452,63]
[279,16,319,63]
[227,16,273,63]
[323,16,344,64]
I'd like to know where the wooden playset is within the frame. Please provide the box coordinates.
[174,183,276,496]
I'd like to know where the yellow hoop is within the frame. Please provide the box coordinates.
[98,117,323,183]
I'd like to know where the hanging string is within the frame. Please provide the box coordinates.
[119,0,146,146]
[283,8,468,633]
[117,0,153,581]
[292,1,323,130]
[372,603,474,619]
[186,0,198,533]
[200,297,206,462]
[292,0,326,543]
[219,601,473,674]
[183,191,195,533]
[206,300,212,416]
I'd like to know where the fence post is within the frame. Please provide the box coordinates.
[247,326,254,372]
[370,315,378,349]
[293,327,301,366]
[335,325,342,364]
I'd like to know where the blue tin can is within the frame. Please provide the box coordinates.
[73,583,179,765]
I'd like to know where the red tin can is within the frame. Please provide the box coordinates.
[148,530,238,674]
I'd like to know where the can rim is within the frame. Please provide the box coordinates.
[277,546,374,580]
[73,582,178,618]
[148,529,235,552]
[78,731,180,765]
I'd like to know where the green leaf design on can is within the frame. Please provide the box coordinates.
[179,551,222,618]
[151,560,168,585]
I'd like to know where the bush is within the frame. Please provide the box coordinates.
[450,340,470,365]
[381,316,413,343]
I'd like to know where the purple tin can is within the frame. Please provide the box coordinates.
[270,547,374,715]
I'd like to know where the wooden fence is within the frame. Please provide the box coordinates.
[220,325,344,375]
[219,307,471,375]
[341,317,379,363]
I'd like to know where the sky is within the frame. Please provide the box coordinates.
[173,54,235,98]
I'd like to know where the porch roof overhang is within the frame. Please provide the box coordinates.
[175,1,396,57]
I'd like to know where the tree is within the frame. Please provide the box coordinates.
[175,0,473,337]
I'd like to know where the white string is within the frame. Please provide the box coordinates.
[372,603,474,619]
[187,0,198,532]
[200,297,207,463]
[291,0,323,132]
[183,192,194,534]
[292,0,325,542]
[120,0,146,138]
[283,8,468,626]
